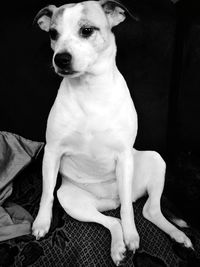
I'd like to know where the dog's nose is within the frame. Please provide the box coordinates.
[54,52,72,69]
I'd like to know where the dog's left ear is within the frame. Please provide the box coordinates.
[100,0,138,28]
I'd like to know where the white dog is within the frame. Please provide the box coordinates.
[32,0,193,265]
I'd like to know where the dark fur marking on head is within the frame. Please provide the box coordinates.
[51,4,78,26]
[50,7,65,27]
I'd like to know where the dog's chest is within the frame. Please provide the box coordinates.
[48,79,137,182]
[61,124,123,158]
[59,128,120,182]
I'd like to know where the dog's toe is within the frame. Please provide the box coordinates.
[33,228,47,240]
[32,216,51,240]
[124,231,140,252]
[183,236,194,249]
[170,229,193,249]
[111,241,126,266]
[32,227,46,240]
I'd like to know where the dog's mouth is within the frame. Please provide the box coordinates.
[57,69,79,77]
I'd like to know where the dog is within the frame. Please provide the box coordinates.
[32,0,193,265]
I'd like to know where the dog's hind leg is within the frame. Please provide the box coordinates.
[57,180,125,266]
[134,150,193,249]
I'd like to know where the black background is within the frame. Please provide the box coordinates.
[1,0,200,161]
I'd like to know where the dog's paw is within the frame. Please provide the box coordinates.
[111,240,126,266]
[170,229,193,249]
[124,230,140,252]
[121,217,140,252]
[32,212,52,240]
[110,219,126,265]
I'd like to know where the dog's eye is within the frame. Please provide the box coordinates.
[80,27,96,38]
[49,28,59,40]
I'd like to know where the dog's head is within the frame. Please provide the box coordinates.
[34,0,137,77]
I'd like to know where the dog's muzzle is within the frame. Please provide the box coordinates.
[54,52,75,75]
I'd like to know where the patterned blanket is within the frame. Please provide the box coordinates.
[0,131,200,267]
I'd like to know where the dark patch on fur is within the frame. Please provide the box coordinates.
[51,4,77,26]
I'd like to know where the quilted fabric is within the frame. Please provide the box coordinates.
[4,167,200,267]
[0,132,200,267]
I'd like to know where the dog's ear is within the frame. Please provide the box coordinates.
[33,5,57,32]
[100,0,138,28]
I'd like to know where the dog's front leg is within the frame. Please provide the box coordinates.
[116,149,140,252]
[32,145,60,239]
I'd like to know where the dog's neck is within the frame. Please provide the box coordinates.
[68,60,116,88]
[59,60,126,118]
[62,64,122,107]
[61,41,123,98]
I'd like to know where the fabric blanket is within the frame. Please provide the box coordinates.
[0,131,200,267]
[0,131,43,242]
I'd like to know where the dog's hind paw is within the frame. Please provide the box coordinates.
[170,229,193,249]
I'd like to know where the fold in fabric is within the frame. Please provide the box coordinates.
[0,131,43,196]
[0,202,33,242]
[0,131,43,241]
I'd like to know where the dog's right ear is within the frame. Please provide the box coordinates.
[33,5,57,32]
